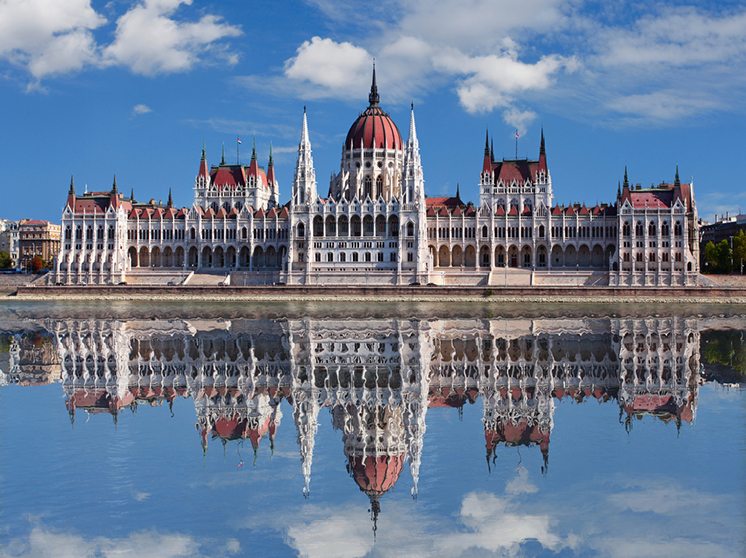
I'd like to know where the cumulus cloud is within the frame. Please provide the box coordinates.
[0,0,104,81]
[283,37,372,99]
[0,0,241,87]
[132,103,152,116]
[260,1,746,126]
[102,0,242,75]
[0,526,241,558]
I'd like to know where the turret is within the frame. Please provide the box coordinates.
[291,107,318,206]
[197,145,209,181]
[538,128,547,173]
[66,175,76,209]
[482,129,492,173]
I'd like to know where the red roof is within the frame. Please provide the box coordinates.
[349,454,405,495]
[621,182,692,210]
[345,105,402,150]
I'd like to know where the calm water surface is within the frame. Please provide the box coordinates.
[0,302,744,558]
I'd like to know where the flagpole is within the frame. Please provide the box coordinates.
[515,129,518,159]
[237,137,240,165]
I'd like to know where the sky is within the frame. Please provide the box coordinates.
[1,0,746,222]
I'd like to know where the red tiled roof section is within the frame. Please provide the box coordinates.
[345,105,403,150]
[349,454,405,496]
[493,159,539,183]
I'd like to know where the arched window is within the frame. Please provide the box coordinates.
[190,227,196,240]
[364,176,372,199]
[481,225,488,238]
[539,225,545,238]
[297,223,305,237]
[407,222,414,237]
[375,175,383,198]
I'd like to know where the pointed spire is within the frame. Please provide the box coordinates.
[111,174,118,194]
[268,143,273,166]
[617,180,621,198]
[484,129,490,156]
[674,164,680,187]
[221,142,226,165]
[251,137,257,162]
[490,139,494,161]
[130,188,135,202]
[201,142,206,160]
[623,166,629,189]
[368,61,380,106]
[456,183,461,201]
[540,127,546,155]
[167,188,173,208]
[68,175,75,195]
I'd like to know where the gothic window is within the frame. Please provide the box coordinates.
[364,176,372,198]
[407,222,414,237]
[340,252,346,262]
[648,222,657,236]
[365,252,371,262]
[376,175,383,198]
[539,225,545,238]
[327,252,333,262]
[353,252,359,262]
[481,225,488,238]
[297,223,304,238]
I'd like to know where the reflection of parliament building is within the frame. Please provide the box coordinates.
[2,316,701,522]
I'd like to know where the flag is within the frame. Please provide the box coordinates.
[515,129,520,139]
[236,136,242,144]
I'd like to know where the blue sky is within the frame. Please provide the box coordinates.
[1,0,746,222]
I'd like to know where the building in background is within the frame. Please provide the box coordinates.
[18,219,61,271]
[700,213,746,245]
[53,69,700,287]
[0,219,19,269]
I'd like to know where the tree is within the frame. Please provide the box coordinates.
[716,239,732,273]
[0,251,11,269]
[703,241,719,273]
[30,255,44,273]
[733,229,746,274]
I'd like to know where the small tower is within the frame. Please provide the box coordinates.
[291,107,318,206]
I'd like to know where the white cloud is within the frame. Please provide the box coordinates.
[0,526,241,558]
[0,0,105,80]
[283,36,372,99]
[0,0,242,86]
[103,0,242,75]
[132,103,152,116]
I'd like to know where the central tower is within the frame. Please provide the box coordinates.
[329,65,404,201]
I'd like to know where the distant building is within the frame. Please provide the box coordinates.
[0,219,19,269]
[18,219,61,271]
[700,213,746,245]
[53,68,701,287]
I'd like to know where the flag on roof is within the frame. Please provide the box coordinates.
[237,136,242,144]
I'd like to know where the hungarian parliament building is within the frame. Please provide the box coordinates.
[2,313,705,523]
[53,69,700,287]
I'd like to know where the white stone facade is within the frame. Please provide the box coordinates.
[52,73,700,287]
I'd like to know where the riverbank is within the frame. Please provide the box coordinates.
[8,284,746,304]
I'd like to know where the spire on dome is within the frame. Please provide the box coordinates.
[368,61,380,106]
[674,165,680,187]
[69,175,75,195]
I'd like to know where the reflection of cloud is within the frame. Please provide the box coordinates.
[0,526,240,558]
[133,491,150,502]
[276,468,576,558]
[505,465,538,495]
[248,468,742,558]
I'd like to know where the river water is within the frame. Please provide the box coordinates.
[0,302,744,558]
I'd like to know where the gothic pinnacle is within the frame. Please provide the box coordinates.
[69,175,75,195]
[368,60,379,106]
[112,174,118,193]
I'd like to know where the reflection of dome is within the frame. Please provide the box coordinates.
[348,453,405,496]
[344,66,402,151]
[485,419,550,470]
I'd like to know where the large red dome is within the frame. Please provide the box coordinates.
[344,67,403,151]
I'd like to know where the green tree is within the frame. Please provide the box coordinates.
[703,240,719,273]
[716,239,732,273]
[0,251,11,269]
[733,229,746,274]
